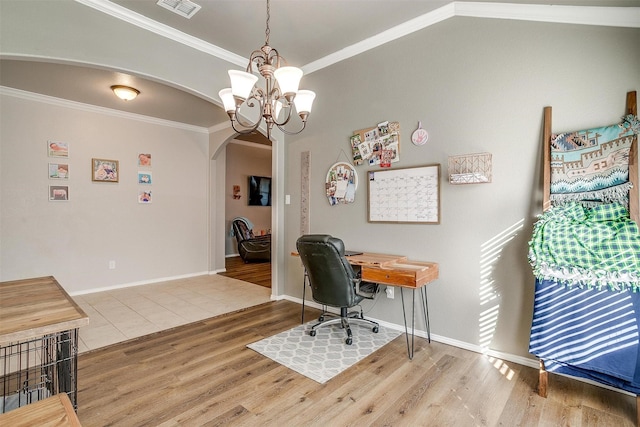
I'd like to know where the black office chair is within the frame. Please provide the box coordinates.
[296,234,380,345]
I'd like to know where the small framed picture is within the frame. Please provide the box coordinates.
[49,185,69,201]
[138,190,152,204]
[138,153,152,167]
[49,163,69,179]
[92,158,119,182]
[48,141,69,158]
[138,171,152,185]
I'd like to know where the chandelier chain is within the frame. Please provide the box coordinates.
[265,0,271,46]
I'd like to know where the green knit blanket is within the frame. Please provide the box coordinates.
[528,202,640,292]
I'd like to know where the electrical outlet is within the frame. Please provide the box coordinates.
[385,286,394,299]
[108,260,116,269]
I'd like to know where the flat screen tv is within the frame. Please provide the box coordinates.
[248,175,271,206]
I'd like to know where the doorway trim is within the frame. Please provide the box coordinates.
[208,125,284,299]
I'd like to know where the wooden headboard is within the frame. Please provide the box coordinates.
[542,91,639,225]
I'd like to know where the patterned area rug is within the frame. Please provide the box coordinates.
[247,321,401,384]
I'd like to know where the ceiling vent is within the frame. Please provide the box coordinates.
[156,0,201,19]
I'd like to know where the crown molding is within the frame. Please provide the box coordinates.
[208,121,232,134]
[307,2,640,73]
[303,2,456,74]
[74,0,248,69]
[76,0,640,75]
[454,2,640,28]
[0,86,209,134]
[229,139,273,151]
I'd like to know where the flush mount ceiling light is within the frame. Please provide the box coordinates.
[111,85,140,101]
[218,0,315,141]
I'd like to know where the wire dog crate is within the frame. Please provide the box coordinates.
[1,330,78,413]
[0,276,88,415]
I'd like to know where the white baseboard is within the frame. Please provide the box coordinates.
[281,295,536,366]
[69,271,209,296]
[280,294,638,396]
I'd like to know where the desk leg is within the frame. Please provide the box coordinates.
[422,286,431,343]
[400,287,431,359]
[400,288,415,359]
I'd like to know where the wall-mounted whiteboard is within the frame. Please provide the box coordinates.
[367,164,441,223]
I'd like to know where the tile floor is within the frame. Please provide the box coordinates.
[73,274,272,353]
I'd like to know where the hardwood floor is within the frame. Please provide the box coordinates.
[76,300,636,426]
[218,256,271,288]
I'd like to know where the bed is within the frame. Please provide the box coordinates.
[528,91,640,422]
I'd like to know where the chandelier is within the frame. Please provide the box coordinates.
[218,0,315,140]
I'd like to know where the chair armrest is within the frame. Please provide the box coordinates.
[239,239,271,250]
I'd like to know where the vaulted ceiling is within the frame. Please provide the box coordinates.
[1,0,637,128]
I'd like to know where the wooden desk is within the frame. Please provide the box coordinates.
[0,393,81,426]
[294,251,439,359]
[0,276,89,413]
[347,253,439,288]
[293,251,439,288]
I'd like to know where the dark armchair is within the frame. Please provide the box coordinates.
[296,234,379,345]
[232,219,271,263]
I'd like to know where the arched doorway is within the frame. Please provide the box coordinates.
[209,126,284,299]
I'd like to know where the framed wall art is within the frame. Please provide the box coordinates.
[138,153,152,167]
[49,185,69,201]
[138,171,152,185]
[138,190,152,204]
[92,158,119,182]
[48,141,69,158]
[49,163,69,179]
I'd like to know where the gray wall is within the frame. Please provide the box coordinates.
[0,94,210,294]
[1,1,639,364]
[284,18,640,359]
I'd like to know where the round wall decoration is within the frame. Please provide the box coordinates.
[411,121,429,146]
[326,161,358,206]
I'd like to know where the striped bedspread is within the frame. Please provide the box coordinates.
[529,278,640,394]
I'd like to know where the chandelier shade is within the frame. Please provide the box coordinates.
[218,0,315,140]
[293,90,316,114]
[228,70,259,100]
[218,88,235,112]
[273,66,303,96]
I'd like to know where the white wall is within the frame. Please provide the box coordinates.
[284,18,640,360]
[0,93,210,293]
[225,141,272,256]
